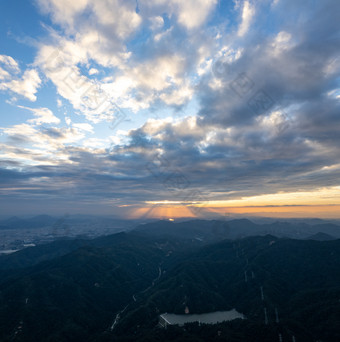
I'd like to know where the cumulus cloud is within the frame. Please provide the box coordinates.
[1,0,340,215]
[172,0,218,30]
[33,0,220,120]
[0,55,41,101]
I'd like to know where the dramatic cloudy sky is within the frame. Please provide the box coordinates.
[0,0,340,218]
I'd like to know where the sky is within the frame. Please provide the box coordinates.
[0,0,340,219]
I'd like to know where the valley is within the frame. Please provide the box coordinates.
[0,219,339,341]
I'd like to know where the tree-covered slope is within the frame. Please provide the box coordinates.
[113,236,340,342]
[0,234,167,342]
[0,223,339,342]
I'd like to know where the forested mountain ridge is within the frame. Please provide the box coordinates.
[0,220,339,341]
[112,236,340,341]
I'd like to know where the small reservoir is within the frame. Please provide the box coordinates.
[159,309,245,327]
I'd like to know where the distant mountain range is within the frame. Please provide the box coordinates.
[0,219,339,341]
[135,218,340,240]
[1,216,340,238]
[0,215,141,230]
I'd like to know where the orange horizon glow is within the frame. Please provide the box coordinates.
[124,186,340,220]
[124,204,340,220]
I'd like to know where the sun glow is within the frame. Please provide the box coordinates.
[127,186,340,219]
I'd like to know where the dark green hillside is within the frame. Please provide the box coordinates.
[0,222,339,342]
[134,220,233,241]
[0,235,167,342]
[114,236,340,342]
[0,239,89,272]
